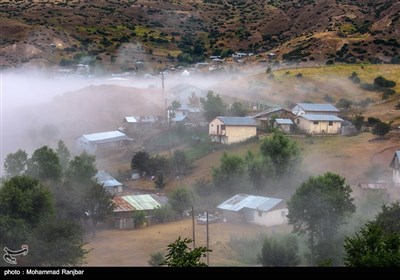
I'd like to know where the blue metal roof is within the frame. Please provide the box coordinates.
[93,170,122,188]
[217,116,257,126]
[301,114,344,122]
[275,118,293,125]
[296,103,339,112]
[82,131,131,142]
[217,193,283,212]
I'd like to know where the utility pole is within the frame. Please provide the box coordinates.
[161,70,166,120]
[206,211,209,266]
[192,205,195,249]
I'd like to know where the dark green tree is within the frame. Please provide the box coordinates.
[352,113,365,132]
[244,150,274,191]
[336,98,352,111]
[26,146,62,182]
[169,187,195,215]
[171,100,181,110]
[3,149,28,178]
[84,182,115,238]
[133,211,146,228]
[66,152,97,185]
[229,101,248,117]
[371,121,391,138]
[260,131,301,177]
[344,202,400,267]
[154,173,166,190]
[200,91,227,122]
[56,140,71,171]
[259,234,300,267]
[161,237,210,267]
[287,172,355,265]
[212,152,245,192]
[131,151,150,176]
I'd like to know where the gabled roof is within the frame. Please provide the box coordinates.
[251,107,290,118]
[215,116,257,126]
[275,118,293,125]
[93,170,123,188]
[169,83,205,93]
[217,193,283,212]
[113,194,166,212]
[300,114,344,122]
[390,151,400,170]
[294,103,339,112]
[80,131,132,143]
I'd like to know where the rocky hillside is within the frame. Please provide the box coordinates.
[1,0,399,72]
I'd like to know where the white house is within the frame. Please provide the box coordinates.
[93,170,123,195]
[209,116,257,144]
[295,114,344,135]
[390,150,400,187]
[217,193,288,227]
[274,118,294,133]
[75,131,133,153]
[291,103,340,116]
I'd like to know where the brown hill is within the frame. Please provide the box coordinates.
[1,0,399,71]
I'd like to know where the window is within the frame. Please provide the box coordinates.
[258,210,262,217]
[296,119,300,124]
[313,121,319,125]
[328,121,333,126]
[221,125,226,130]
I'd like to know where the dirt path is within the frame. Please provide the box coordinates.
[84,219,290,267]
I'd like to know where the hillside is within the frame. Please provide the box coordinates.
[1,0,399,72]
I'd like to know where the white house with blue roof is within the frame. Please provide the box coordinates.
[209,116,257,144]
[217,193,288,227]
[291,103,340,116]
[295,114,344,134]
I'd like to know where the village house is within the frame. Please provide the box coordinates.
[295,114,344,135]
[251,107,295,130]
[123,115,162,136]
[217,193,288,227]
[75,130,133,153]
[209,116,257,144]
[168,83,207,107]
[93,170,123,195]
[390,150,400,187]
[113,194,168,229]
[291,103,340,116]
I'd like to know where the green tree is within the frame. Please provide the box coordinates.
[212,152,245,192]
[344,202,400,267]
[66,152,97,185]
[336,98,352,111]
[200,91,227,122]
[188,92,200,108]
[161,237,210,267]
[169,187,195,215]
[371,121,391,138]
[171,100,181,110]
[154,172,166,190]
[229,101,248,117]
[244,150,274,191]
[3,149,28,178]
[131,151,150,176]
[260,131,301,177]
[373,76,396,88]
[56,140,71,171]
[352,113,365,132]
[133,211,146,228]
[259,234,300,267]
[26,146,62,182]
[84,182,115,238]
[287,172,355,265]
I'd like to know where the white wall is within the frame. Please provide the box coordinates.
[252,208,288,227]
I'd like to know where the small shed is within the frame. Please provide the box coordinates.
[93,170,123,195]
[274,118,294,133]
[217,193,288,227]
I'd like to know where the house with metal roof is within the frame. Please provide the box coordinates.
[273,118,294,133]
[75,131,133,153]
[209,116,257,144]
[291,103,340,116]
[113,194,168,229]
[295,114,344,135]
[123,115,162,136]
[390,151,400,187]
[93,170,123,195]
[251,107,295,130]
[217,193,288,227]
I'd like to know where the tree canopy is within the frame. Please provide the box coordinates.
[161,237,210,267]
[3,149,28,178]
[200,91,227,122]
[259,234,300,267]
[26,146,62,182]
[287,172,355,265]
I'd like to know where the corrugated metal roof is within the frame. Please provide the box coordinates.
[172,115,187,122]
[93,170,123,188]
[297,103,339,112]
[124,116,159,123]
[113,196,136,212]
[251,107,284,118]
[122,194,163,211]
[82,131,131,142]
[217,116,257,126]
[275,118,293,125]
[217,193,282,212]
[358,182,387,190]
[301,114,344,122]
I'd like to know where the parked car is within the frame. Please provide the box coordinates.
[197,214,219,225]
